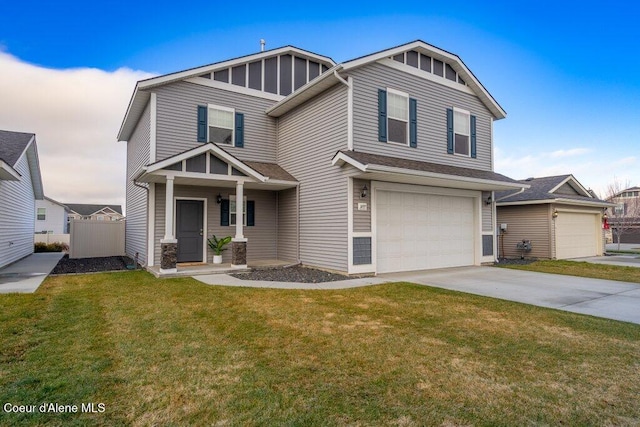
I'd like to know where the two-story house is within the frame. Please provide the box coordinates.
[119,40,525,276]
[606,186,640,244]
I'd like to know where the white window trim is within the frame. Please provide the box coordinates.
[37,208,46,221]
[453,106,471,157]
[386,87,410,146]
[229,195,247,226]
[207,104,235,145]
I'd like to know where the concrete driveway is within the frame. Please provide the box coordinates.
[380,266,640,325]
[0,252,64,293]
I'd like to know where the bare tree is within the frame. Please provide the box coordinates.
[603,179,640,250]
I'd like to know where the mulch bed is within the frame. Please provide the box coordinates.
[51,255,137,274]
[496,257,538,265]
[231,265,350,283]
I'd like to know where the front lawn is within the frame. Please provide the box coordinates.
[497,259,640,284]
[1,271,639,425]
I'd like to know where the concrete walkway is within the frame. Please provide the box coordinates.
[194,266,640,325]
[379,267,640,325]
[0,252,64,293]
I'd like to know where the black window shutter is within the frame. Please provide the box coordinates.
[197,105,207,143]
[235,112,244,147]
[409,98,417,148]
[378,89,387,142]
[220,199,229,226]
[446,108,454,154]
[470,115,477,158]
[247,200,255,226]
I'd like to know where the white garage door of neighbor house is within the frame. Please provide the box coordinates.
[376,190,475,273]
[556,212,599,259]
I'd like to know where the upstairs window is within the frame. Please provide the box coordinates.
[37,208,46,221]
[208,106,235,145]
[387,89,409,144]
[378,89,417,148]
[454,108,470,156]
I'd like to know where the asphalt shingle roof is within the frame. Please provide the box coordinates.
[496,175,609,205]
[65,204,123,215]
[0,130,34,167]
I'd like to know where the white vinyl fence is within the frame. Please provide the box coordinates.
[69,219,125,259]
[34,233,70,245]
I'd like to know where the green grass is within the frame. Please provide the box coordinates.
[497,259,640,284]
[1,271,639,426]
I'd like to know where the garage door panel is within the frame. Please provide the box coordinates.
[556,212,598,259]
[376,190,475,273]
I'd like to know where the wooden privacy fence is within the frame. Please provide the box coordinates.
[69,219,125,259]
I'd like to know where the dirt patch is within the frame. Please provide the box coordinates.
[51,254,138,274]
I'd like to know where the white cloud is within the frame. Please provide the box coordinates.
[548,148,592,158]
[0,52,154,214]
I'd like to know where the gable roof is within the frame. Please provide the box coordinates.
[333,150,526,191]
[267,40,506,119]
[0,130,34,167]
[0,130,44,199]
[43,196,70,211]
[65,203,123,216]
[496,174,613,207]
[118,45,336,141]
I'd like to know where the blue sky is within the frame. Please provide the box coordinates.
[0,1,638,206]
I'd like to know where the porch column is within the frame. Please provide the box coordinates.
[160,176,177,273]
[231,181,247,268]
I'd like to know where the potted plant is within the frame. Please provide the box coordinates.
[207,235,232,264]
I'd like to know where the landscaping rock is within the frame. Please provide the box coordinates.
[231,266,350,283]
[51,255,137,274]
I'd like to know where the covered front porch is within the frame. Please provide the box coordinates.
[134,143,299,276]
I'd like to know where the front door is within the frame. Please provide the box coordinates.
[176,200,204,263]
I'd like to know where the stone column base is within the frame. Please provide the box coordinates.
[231,239,247,268]
[160,239,178,273]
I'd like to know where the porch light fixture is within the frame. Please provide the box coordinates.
[552,209,559,219]
[216,194,222,204]
[485,195,492,205]
[361,184,368,198]
[602,210,608,220]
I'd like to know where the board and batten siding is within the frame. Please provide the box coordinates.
[154,81,278,163]
[350,62,494,171]
[277,83,350,272]
[496,204,551,259]
[125,101,151,265]
[153,185,277,264]
[353,179,371,233]
[277,187,298,263]
[0,151,35,268]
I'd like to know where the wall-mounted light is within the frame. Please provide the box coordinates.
[216,194,222,204]
[552,209,559,219]
[603,211,608,220]
[485,195,492,205]
[361,184,368,198]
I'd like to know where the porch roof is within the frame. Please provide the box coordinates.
[332,150,527,192]
[135,143,298,190]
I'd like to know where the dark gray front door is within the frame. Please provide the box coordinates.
[176,200,204,263]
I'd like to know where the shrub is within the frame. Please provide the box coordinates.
[34,242,69,253]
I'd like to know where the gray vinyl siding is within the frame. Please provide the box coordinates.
[554,182,581,196]
[496,205,551,259]
[0,151,35,268]
[277,83,350,272]
[350,62,494,171]
[353,179,371,232]
[482,191,493,232]
[125,102,151,265]
[154,185,277,264]
[277,187,298,262]
[154,81,277,163]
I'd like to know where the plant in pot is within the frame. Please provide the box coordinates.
[207,235,232,264]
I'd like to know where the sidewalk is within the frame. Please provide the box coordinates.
[0,252,64,293]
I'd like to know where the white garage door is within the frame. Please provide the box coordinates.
[376,190,475,273]
[556,212,599,259]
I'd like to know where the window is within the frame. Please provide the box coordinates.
[614,203,625,215]
[37,208,46,221]
[453,108,470,156]
[387,89,409,145]
[208,105,235,145]
[229,195,247,226]
[97,215,104,221]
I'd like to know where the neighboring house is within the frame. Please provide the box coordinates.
[0,130,44,268]
[606,186,640,244]
[496,175,613,259]
[66,204,124,231]
[35,196,69,234]
[118,40,526,275]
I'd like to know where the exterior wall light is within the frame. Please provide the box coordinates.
[361,185,368,198]
[552,209,559,219]
[216,194,222,204]
[485,195,492,205]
